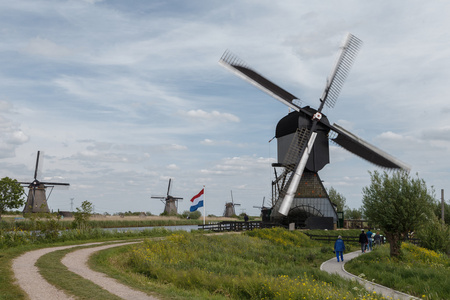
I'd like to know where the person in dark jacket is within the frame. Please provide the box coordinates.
[359,229,369,253]
[334,235,345,262]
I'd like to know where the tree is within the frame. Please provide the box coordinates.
[0,177,25,220]
[328,186,346,212]
[362,171,435,257]
[72,200,93,231]
[344,207,363,220]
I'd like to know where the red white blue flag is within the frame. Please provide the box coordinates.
[190,188,204,212]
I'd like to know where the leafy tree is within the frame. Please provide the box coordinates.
[72,200,93,231]
[181,210,201,219]
[328,186,346,212]
[344,207,363,220]
[362,171,435,257]
[0,177,25,221]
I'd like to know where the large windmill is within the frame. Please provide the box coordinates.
[223,190,241,217]
[220,33,410,228]
[20,151,70,214]
[151,178,183,215]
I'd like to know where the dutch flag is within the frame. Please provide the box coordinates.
[190,188,204,212]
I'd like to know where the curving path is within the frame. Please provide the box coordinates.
[320,251,420,300]
[12,240,158,300]
[12,242,104,300]
[61,242,157,300]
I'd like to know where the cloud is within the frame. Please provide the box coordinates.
[179,109,240,123]
[23,37,72,58]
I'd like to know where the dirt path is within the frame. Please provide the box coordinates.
[61,242,158,300]
[12,242,104,300]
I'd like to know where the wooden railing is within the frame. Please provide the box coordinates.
[198,221,282,232]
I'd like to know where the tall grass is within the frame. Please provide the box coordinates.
[0,227,175,248]
[345,243,450,300]
[1,218,202,231]
[105,228,385,299]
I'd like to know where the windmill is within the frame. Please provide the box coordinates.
[20,151,70,214]
[223,190,241,217]
[151,178,183,215]
[220,33,410,228]
[253,197,271,222]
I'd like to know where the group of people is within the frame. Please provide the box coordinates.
[333,228,383,262]
[359,229,382,253]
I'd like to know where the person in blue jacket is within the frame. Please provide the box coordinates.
[334,235,345,262]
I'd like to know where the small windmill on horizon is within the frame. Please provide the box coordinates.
[223,190,241,217]
[19,151,70,214]
[151,178,183,215]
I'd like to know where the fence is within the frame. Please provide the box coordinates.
[198,221,282,232]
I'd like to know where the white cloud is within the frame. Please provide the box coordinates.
[23,37,72,58]
[179,109,240,123]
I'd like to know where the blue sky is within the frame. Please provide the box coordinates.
[1,0,449,216]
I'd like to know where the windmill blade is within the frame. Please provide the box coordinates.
[40,182,70,186]
[167,179,172,196]
[279,132,318,216]
[219,50,302,112]
[329,123,410,171]
[34,151,43,180]
[320,33,363,108]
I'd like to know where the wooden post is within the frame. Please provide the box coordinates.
[442,189,445,224]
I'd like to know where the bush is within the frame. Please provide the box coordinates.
[416,216,450,255]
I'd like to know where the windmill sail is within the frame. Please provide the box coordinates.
[219,50,302,111]
[330,123,410,171]
[320,33,363,108]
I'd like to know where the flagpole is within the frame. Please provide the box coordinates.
[203,185,206,225]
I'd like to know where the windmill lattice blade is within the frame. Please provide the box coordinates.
[320,33,363,108]
[330,123,410,171]
[219,50,302,111]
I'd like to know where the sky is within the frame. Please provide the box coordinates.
[1,0,450,216]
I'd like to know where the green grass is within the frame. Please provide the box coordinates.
[345,243,450,300]
[92,228,385,299]
[1,217,203,231]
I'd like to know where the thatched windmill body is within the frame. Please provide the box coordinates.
[220,33,410,228]
[151,179,183,215]
[19,151,70,214]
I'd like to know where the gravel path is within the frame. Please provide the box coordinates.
[12,242,104,300]
[61,242,158,300]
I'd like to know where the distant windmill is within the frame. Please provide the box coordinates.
[253,197,271,222]
[151,178,183,215]
[19,151,70,214]
[223,190,241,217]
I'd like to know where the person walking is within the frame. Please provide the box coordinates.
[334,235,345,262]
[366,228,373,251]
[359,229,369,253]
[373,231,382,247]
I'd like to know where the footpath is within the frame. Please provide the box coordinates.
[320,250,420,300]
